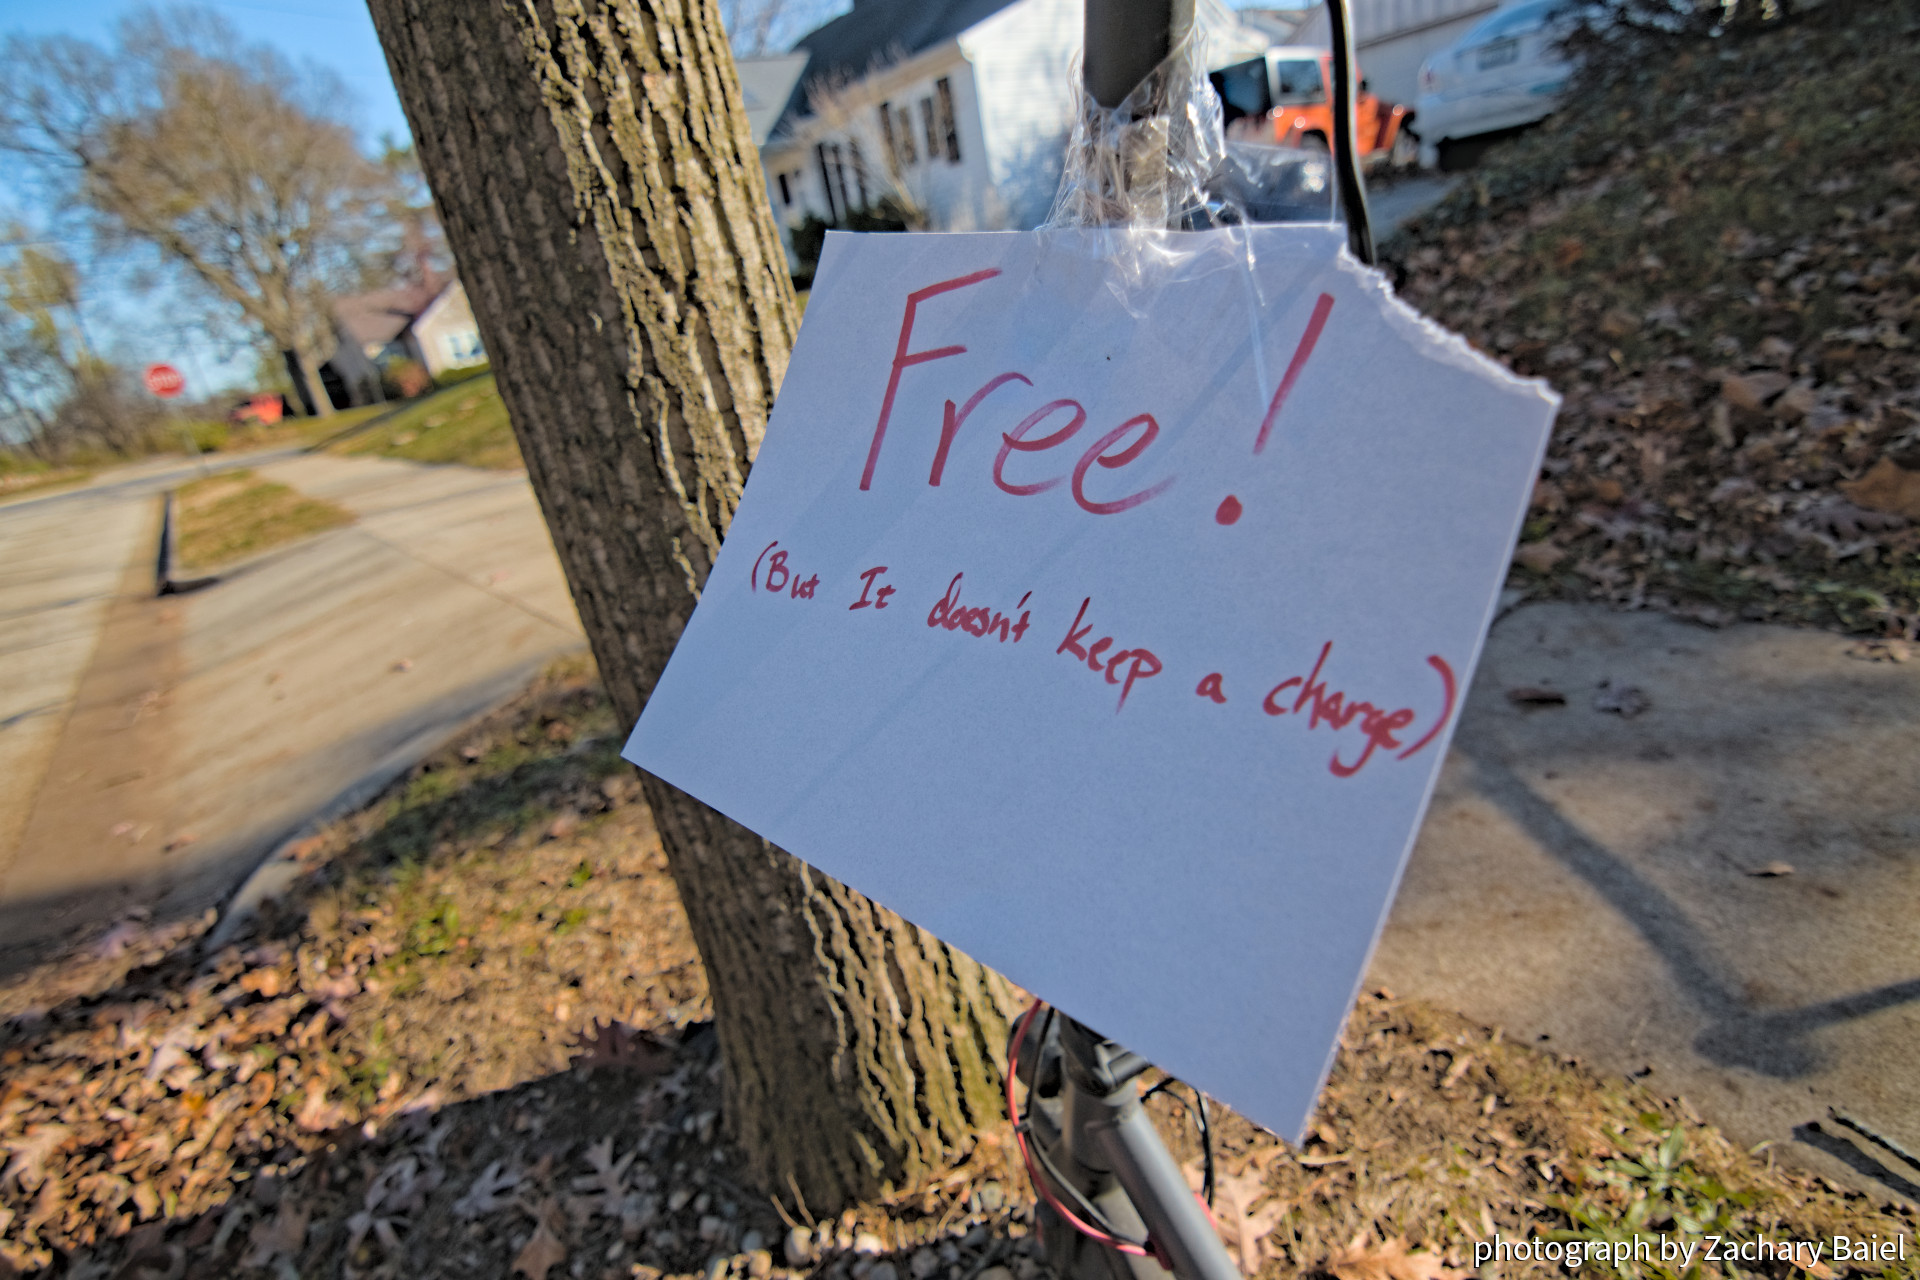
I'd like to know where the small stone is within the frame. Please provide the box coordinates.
[868,1263,899,1280]
[909,1248,940,1280]
[784,1227,815,1267]
[740,1232,765,1255]
[978,1267,1016,1280]
[1592,683,1652,718]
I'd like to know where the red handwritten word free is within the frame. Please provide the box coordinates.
[862,270,1178,516]
[864,270,1338,530]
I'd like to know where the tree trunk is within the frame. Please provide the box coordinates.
[367,0,1022,1211]
[296,348,334,418]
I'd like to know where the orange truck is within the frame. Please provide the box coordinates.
[1209,46,1413,164]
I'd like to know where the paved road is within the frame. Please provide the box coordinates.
[0,452,582,963]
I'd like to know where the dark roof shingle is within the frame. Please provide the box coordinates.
[771,0,1022,136]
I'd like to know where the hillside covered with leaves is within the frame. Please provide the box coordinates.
[1390,0,1920,640]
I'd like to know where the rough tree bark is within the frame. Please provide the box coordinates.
[366,0,1023,1211]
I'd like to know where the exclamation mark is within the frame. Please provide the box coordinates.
[1216,291,1336,526]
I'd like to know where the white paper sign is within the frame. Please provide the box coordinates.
[625,225,1557,1141]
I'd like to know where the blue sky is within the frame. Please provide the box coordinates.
[1,0,414,149]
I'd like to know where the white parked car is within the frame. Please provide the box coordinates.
[1413,0,1589,168]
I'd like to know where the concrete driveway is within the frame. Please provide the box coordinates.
[1373,602,1920,1201]
[0,453,582,966]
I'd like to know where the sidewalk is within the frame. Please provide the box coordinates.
[1373,601,1920,1198]
[0,455,582,963]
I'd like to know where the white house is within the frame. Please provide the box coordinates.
[757,0,1268,267]
[1286,0,1499,107]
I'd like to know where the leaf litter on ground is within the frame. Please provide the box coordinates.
[1386,0,1920,641]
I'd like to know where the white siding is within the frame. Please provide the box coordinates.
[757,42,1000,260]
[958,0,1081,229]
[960,0,1267,230]
[1289,0,1499,104]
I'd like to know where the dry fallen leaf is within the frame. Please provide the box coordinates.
[1327,1232,1465,1280]
[1185,1162,1288,1274]
[1840,458,1920,519]
[2,1124,72,1191]
[1845,639,1912,663]
[454,1159,522,1219]
[1800,498,1908,542]
[513,1221,568,1280]
[568,1019,672,1074]
[241,1201,308,1269]
[294,1079,348,1132]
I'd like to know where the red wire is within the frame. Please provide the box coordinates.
[1005,999,1151,1258]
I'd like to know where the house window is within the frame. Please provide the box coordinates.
[444,330,484,363]
[921,97,938,162]
[849,139,869,208]
[878,101,898,172]
[896,106,917,165]
[935,77,960,163]
[819,142,855,221]
[815,143,838,221]
[777,172,792,206]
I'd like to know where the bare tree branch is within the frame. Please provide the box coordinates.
[0,7,414,416]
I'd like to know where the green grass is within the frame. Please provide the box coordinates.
[329,373,521,470]
[174,468,354,570]
[0,462,92,502]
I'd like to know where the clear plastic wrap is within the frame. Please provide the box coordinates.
[1041,21,1228,234]
[1040,16,1337,301]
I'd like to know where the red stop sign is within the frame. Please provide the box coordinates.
[144,363,185,398]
